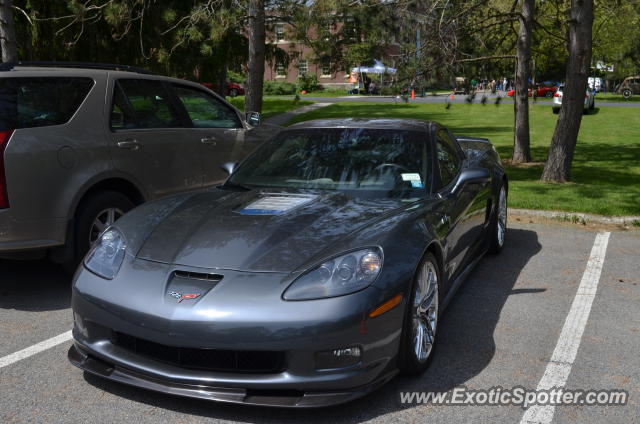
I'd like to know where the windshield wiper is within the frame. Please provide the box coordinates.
[220,180,253,191]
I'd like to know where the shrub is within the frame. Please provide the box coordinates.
[297,73,320,92]
[264,81,297,95]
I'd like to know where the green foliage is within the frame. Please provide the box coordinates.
[264,81,297,95]
[297,73,320,92]
[227,70,246,84]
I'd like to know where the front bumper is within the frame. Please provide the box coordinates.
[69,343,397,407]
[70,260,407,407]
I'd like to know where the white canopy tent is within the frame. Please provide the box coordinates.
[351,59,397,75]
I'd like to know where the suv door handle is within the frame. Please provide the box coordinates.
[117,139,140,150]
[201,137,217,145]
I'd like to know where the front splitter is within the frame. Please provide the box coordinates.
[68,343,397,408]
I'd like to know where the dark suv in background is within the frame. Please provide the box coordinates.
[0,62,279,269]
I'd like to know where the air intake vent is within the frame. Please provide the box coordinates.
[112,332,285,373]
[173,270,223,282]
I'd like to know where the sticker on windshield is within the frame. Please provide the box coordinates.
[401,173,421,182]
[411,180,424,188]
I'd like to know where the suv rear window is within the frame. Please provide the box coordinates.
[0,77,94,131]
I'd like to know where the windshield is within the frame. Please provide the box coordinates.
[228,128,431,198]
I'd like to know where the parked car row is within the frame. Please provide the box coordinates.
[506,85,557,98]
[0,62,278,269]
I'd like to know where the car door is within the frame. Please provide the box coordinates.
[108,78,203,199]
[169,83,250,186]
[432,128,489,281]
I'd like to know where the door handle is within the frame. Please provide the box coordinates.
[201,137,217,145]
[117,139,140,150]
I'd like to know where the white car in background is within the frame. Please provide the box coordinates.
[552,85,595,114]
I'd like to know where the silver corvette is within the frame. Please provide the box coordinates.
[68,118,508,407]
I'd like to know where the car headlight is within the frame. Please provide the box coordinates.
[84,228,126,280]
[283,248,383,300]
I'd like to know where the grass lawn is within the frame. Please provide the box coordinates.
[228,97,313,118]
[594,92,640,103]
[288,102,640,216]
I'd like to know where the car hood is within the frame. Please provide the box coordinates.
[135,188,409,273]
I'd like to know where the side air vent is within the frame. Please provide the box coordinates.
[173,271,224,282]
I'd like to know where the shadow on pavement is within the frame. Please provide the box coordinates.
[83,227,542,422]
[0,259,71,311]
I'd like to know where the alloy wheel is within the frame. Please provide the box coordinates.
[89,208,124,244]
[412,260,439,362]
[497,186,507,247]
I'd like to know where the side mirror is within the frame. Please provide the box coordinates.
[452,168,490,193]
[221,161,239,175]
[246,111,262,127]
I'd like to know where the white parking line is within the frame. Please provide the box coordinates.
[0,330,72,369]
[520,231,611,424]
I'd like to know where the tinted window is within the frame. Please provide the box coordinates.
[0,77,93,131]
[435,129,461,187]
[110,84,137,129]
[229,128,430,198]
[172,85,241,128]
[114,79,181,129]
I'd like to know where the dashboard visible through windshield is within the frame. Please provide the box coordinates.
[228,128,431,198]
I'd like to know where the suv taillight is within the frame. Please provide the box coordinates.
[0,129,13,209]
[554,92,561,97]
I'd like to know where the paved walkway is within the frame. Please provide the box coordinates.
[265,102,333,125]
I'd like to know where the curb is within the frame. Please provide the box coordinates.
[511,208,640,225]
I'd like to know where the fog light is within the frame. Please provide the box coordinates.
[315,346,362,370]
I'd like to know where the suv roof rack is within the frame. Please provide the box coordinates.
[0,61,154,74]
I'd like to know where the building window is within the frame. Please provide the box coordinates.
[321,61,331,77]
[275,23,285,42]
[298,60,308,75]
[276,62,287,77]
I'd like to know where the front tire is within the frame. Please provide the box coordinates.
[488,184,507,254]
[229,88,239,97]
[398,252,440,375]
[552,107,560,114]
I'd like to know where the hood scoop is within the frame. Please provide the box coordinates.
[237,193,317,215]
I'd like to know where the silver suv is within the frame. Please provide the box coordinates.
[0,62,279,268]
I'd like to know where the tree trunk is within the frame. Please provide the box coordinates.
[541,0,593,182]
[0,0,17,62]
[512,0,534,163]
[245,0,266,113]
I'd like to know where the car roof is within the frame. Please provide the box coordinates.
[287,118,437,132]
[0,65,212,89]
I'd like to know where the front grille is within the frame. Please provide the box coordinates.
[112,332,285,373]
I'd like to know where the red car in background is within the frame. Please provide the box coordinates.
[201,82,245,97]
[507,85,558,98]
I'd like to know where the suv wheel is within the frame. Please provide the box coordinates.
[65,191,134,273]
[229,88,239,97]
[622,89,632,99]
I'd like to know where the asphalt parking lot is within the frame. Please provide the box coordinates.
[1,221,638,423]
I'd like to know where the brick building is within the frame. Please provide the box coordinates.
[263,21,400,90]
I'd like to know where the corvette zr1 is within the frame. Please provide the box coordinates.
[68,118,508,407]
